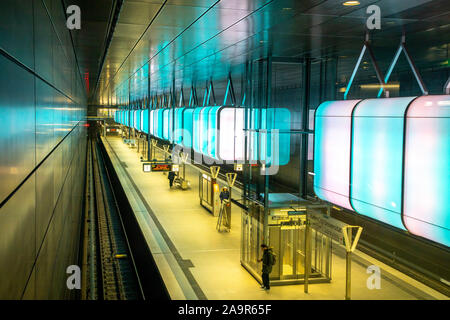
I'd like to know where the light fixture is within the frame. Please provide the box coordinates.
[342,1,360,6]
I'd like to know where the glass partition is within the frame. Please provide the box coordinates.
[153,109,164,138]
[263,108,291,166]
[134,110,141,131]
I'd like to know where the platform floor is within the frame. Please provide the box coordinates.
[102,136,448,300]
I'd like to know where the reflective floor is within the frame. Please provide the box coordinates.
[102,136,447,300]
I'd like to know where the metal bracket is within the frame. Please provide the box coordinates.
[444,76,450,94]
[210,166,220,179]
[378,34,429,97]
[179,87,185,107]
[342,226,363,253]
[179,152,189,163]
[202,85,208,107]
[163,144,170,154]
[189,85,198,107]
[223,73,236,106]
[207,79,216,106]
[344,33,385,100]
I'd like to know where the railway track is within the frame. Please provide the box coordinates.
[84,136,143,300]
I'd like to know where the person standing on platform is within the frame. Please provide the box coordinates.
[258,244,275,291]
[168,170,176,188]
[219,187,230,203]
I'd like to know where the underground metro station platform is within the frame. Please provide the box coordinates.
[0,0,449,310]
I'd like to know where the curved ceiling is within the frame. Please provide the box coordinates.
[66,0,450,104]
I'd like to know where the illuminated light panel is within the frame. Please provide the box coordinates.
[134,110,141,131]
[219,107,245,161]
[162,109,173,141]
[246,109,260,162]
[403,95,450,247]
[130,111,135,129]
[155,109,164,138]
[149,110,154,135]
[342,1,360,6]
[174,107,185,144]
[200,107,212,155]
[245,108,291,165]
[142,109,149,134]
[350,97,416,230]
[207,106,220,158]
[193,108,202,153]
[182,108,194,148]
[314,100,361,210]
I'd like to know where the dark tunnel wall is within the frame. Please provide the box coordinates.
[0,0,87,299]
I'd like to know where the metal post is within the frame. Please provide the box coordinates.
[346,251,352,300]
[300,57,311,198]
[345,228,352,300]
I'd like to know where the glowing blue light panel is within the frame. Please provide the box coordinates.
[403,95,450,247]
[142,109,149,134]
[162,109,173,141]
[207,106,220,158]
[182,108,194,148]
[246,109,260,162]
[193,108,203,153]
[219,107,245,161]
[314,96,450,248]
[351,97,416,230]
[134,110,141,131]
[174,107,185,144]
[199,107,212,155]
[264,108,291,166]
[314,100,362,211]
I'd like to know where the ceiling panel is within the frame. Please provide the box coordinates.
[82,0,450,104]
